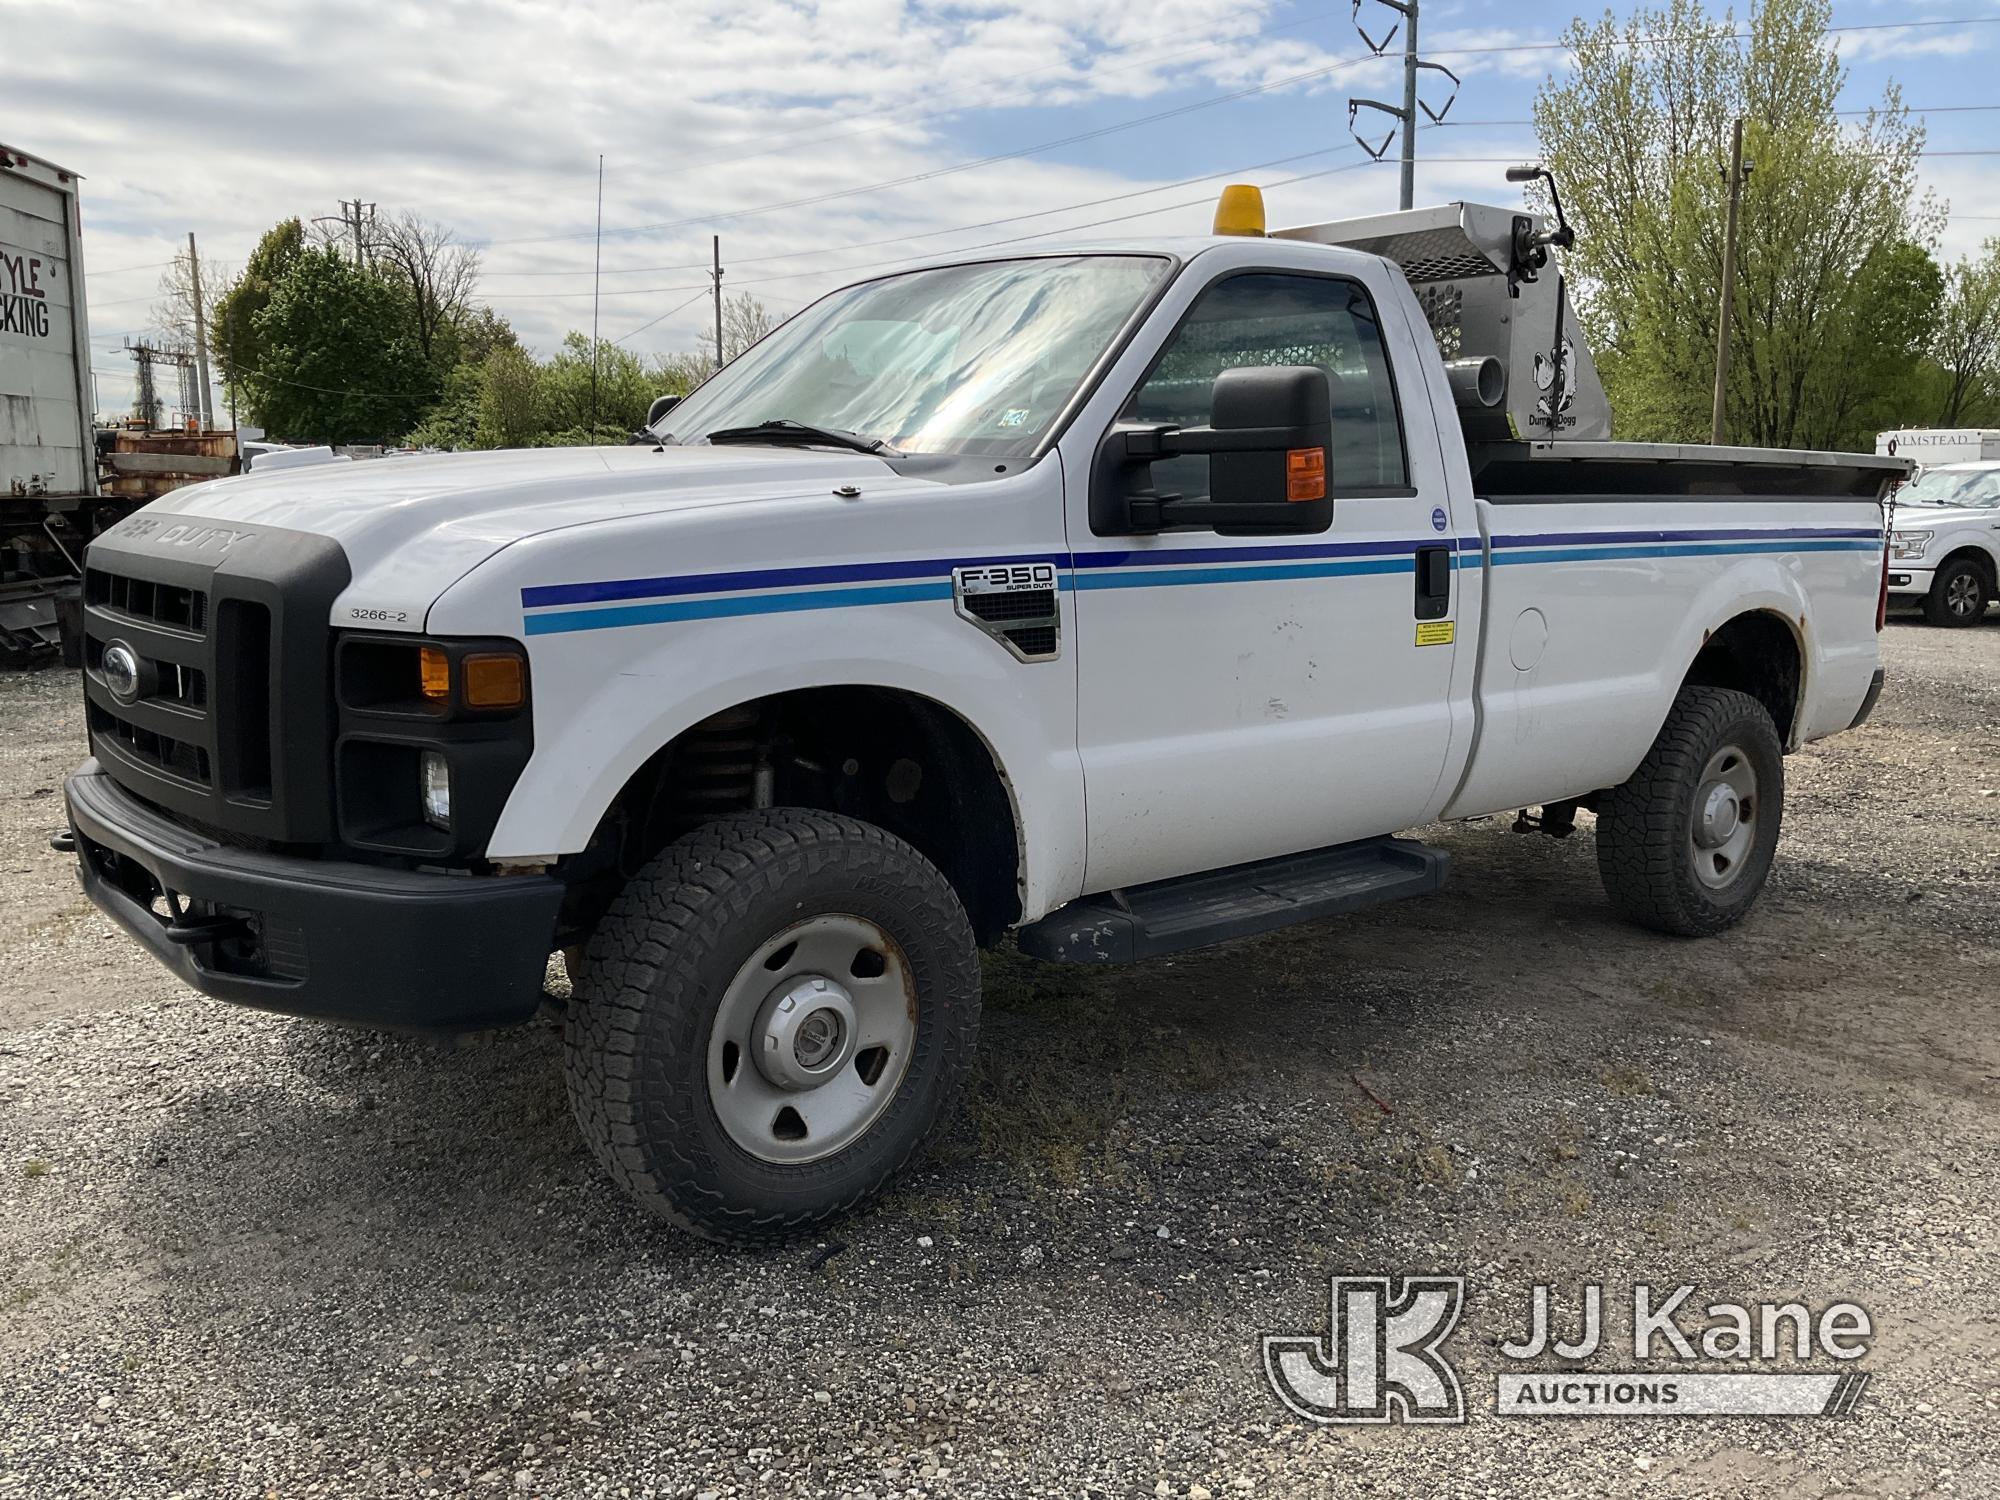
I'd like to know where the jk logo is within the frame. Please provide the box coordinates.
[1263,1276,1466,1424]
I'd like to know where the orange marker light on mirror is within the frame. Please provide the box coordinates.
[463,653,526,710]
[1286,447,1327,502]
[419,645,450,701]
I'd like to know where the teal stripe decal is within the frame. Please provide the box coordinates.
[524,580,951,635]
[522,537,1879,634]
[1492,539,1878,567]
[1074,557,1413,591]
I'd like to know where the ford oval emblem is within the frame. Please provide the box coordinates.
[101,641,142,703]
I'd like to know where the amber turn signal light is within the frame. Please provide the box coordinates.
[1286,447,1327,502]
[419,645,451,701]
[462,653,526,709]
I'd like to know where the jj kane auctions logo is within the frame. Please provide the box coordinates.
[1265,1278,1873,1423]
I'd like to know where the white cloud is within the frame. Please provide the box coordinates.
[14,0,1431,415]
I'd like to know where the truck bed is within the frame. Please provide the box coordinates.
[1468,439,1907,502]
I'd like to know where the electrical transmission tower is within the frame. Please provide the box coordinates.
[1346,0,1460,210]
[124,338,198,429]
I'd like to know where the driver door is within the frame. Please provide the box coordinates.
[1066,267,1461,893]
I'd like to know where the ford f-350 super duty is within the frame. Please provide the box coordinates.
[65,189,1904,1241]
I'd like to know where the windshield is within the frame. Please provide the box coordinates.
[1902,467,2000,509]
[658,255,1169,459]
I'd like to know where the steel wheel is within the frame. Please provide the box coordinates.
[706,913,917,1164]
[1688,744,1758,890]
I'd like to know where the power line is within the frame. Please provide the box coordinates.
[83,257,176,277]
[612,288,711,346]
[506,140,2000,326]
[476,15,2000,253]
[479,52,1386,250]
[477,102,1999,290]
[612,5,1344,188]
[483,142,1377,298]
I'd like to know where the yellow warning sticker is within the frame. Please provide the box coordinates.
[1415,620,1456,647]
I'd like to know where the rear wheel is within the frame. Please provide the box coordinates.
[1595,686,1784,936]
[564,808,980,1243]
[1923,556,1991,627]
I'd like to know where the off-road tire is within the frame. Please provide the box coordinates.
[1923,555,1991,628]
[1595,686,1784,937]
[564,808,980,1243]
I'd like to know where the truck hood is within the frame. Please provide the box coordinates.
[134,445,932,625]
[1894,502,2000,530]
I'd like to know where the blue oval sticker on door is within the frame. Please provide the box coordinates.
[1431,506,1447,533]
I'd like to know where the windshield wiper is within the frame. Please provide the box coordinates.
[704,419,894,455]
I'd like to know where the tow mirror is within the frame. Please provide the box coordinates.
[646,393,682,427]
[1090,365,1334,536]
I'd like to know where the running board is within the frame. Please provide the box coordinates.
[1015,835,1449,964]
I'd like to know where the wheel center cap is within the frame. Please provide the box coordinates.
[753,976,858,1090]
[1696,783,1740,847]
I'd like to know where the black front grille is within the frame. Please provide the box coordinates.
[79,520,350,845]
[85,568,208,634]
[87,701,212,785]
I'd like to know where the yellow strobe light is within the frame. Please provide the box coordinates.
[1213,183,1266,237]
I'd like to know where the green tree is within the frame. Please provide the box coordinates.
[1925,240,2000,426]
[536,332,657,438]
[250,247,436,443]
[476,344,545,447]
[403,361,485,449]
[1533,0,1941,450]
[211,219,306,417]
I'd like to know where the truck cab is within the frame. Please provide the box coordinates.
[64,193,1902,1241]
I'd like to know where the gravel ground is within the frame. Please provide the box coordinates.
[1,618,1996,1499]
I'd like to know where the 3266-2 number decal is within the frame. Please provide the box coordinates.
[348,607,409,624]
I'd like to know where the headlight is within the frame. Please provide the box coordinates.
[1891,530,1932,560]
[420,751,452,828]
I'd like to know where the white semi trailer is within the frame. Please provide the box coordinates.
[0,144,98,657]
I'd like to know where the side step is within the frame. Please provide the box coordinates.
[1015,835,1449,965]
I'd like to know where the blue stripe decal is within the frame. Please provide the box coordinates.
[520,528,1882,634]
[523,581,951,635]
[1072,537,1444,569]
[1491,539,1878,567]
[1489,525,1879,550]
[523,552,1066,609]
[1075,557,1413,591]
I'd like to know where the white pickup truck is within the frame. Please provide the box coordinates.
[1886,461,2000,625]
[64,192,1901,1241]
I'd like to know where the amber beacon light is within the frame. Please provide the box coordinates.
[1212,183,1266,237]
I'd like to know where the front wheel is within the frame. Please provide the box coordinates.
[1595,686,1785,937]
[564,809,980,1243]
[1923,556,1991,628]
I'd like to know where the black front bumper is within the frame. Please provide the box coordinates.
[66,760,565,1032]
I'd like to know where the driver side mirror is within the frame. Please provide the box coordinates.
[646,393,682,427]
[1090,365,1334,536]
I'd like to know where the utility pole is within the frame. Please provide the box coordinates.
[337,198,376,265]
[1347,0,1459,211]
[590,154,604,434]
[1398,1,1419,210]
[1710,117,1749,446]
[186,233,214,430]
[711,236,725,373]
